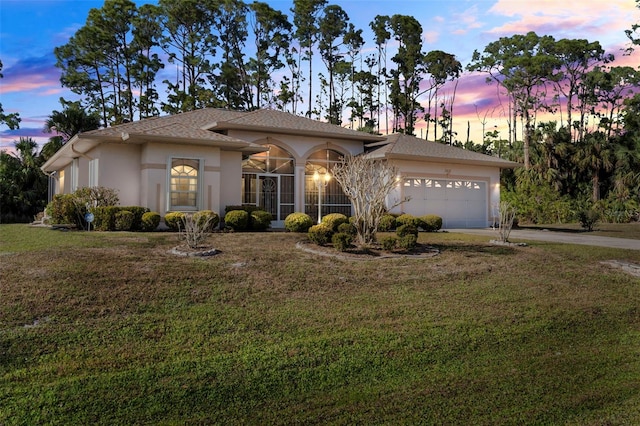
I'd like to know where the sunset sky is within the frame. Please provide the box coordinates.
[1,0,639,152]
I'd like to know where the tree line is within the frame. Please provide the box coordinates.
[1,0,639,224]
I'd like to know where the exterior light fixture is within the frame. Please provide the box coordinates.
[313,169,331,224]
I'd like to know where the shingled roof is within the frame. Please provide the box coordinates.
[365,133,521,168]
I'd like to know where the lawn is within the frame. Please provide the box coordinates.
[1,224,640,425]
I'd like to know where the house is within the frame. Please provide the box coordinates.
[41,108,519,228]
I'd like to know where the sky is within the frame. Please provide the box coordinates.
[1,0,639,152]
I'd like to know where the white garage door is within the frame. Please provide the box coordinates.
[402,178,487,228]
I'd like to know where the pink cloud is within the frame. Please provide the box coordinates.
[0,55,61,95]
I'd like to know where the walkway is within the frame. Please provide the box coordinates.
[447,228,640,251]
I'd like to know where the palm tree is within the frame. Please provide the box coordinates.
[574,132,614,202]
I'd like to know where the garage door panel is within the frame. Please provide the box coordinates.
[401,178,487,228]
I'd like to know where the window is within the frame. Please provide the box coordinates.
[89,159,99,187]
[71,158,79,192]
[169,158,200,210]
[241,144,295,221]
[305,149,351,217]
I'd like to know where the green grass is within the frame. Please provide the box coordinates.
[2,224,640,425]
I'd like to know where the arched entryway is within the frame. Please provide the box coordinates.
[242,144,295,226]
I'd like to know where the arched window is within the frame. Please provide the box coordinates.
[170,158,200,210]
[305,149,351,218]
[242,144,295,222]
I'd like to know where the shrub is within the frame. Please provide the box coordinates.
[224,205,261,214]
[396,213,420,228]
[120,206,149,231]
[115,210,134,231]
[398,234,418,251]
[420,214,443,232]
[380,236,398,251]
[337,222,357,235]
[284,212,314,232]
[141,212,161,231]
[47,194,84,227]
[378,214,397,232]
[164,212,186,231]
[193,210,219,232]
[396,224,418,238]
[308,224,332,246]
[224,210,249,231]
[578,209,599,232]
[91,206,120,231]
[73,186,119,208]
[321,213,349,232]
[332,232,352,252]
[251,210,273,231]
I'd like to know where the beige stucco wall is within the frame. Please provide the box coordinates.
[140,142,227,216]
[95,143,141,206]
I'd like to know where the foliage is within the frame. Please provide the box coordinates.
[251,210,273,231]
[224,210,250,231]
[193,210,220,232]
[0,138,48,223]
[337,222,357,235]
[397,233,418,251]
[331,232,352,252]
[115,210,134,231]
[91,206,120,231]
[46,194,84,227]
[284,212,315,232]
[321,212,349,232]
[577,209,600,232]
[380,235,398,251]
[396,224,418,238]
[164,212,186,231]
[420,214,443,232]
[44,99,101,141]
[307,223,333,246]
[396,213,420,228]
[73,186,120,208]
[141,211,161,232]
[378,214,397,231]
[332,155,404,247]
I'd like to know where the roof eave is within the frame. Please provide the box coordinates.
[385,153,522,168]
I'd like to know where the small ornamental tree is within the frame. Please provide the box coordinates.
[332,155,406,247]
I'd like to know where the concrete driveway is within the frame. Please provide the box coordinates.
[447,228,640,251]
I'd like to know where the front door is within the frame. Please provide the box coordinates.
[242,173,293,227]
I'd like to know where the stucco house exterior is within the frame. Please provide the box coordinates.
[41,108,519,228]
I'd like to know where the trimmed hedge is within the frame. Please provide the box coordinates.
[115,210,134,231]
[332,232,352,252]
[251,210,273,231]
[321,213,349,232]
[396,224,418,238]
[284,212,314,232]
[164,212,186,231]
[420,214,443,232]
[224,210,249,231]
[396,214,421,228]
[90,206,150,231]
[378,214,397,232]
[308,224,332,246]
[141,212,161,232]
